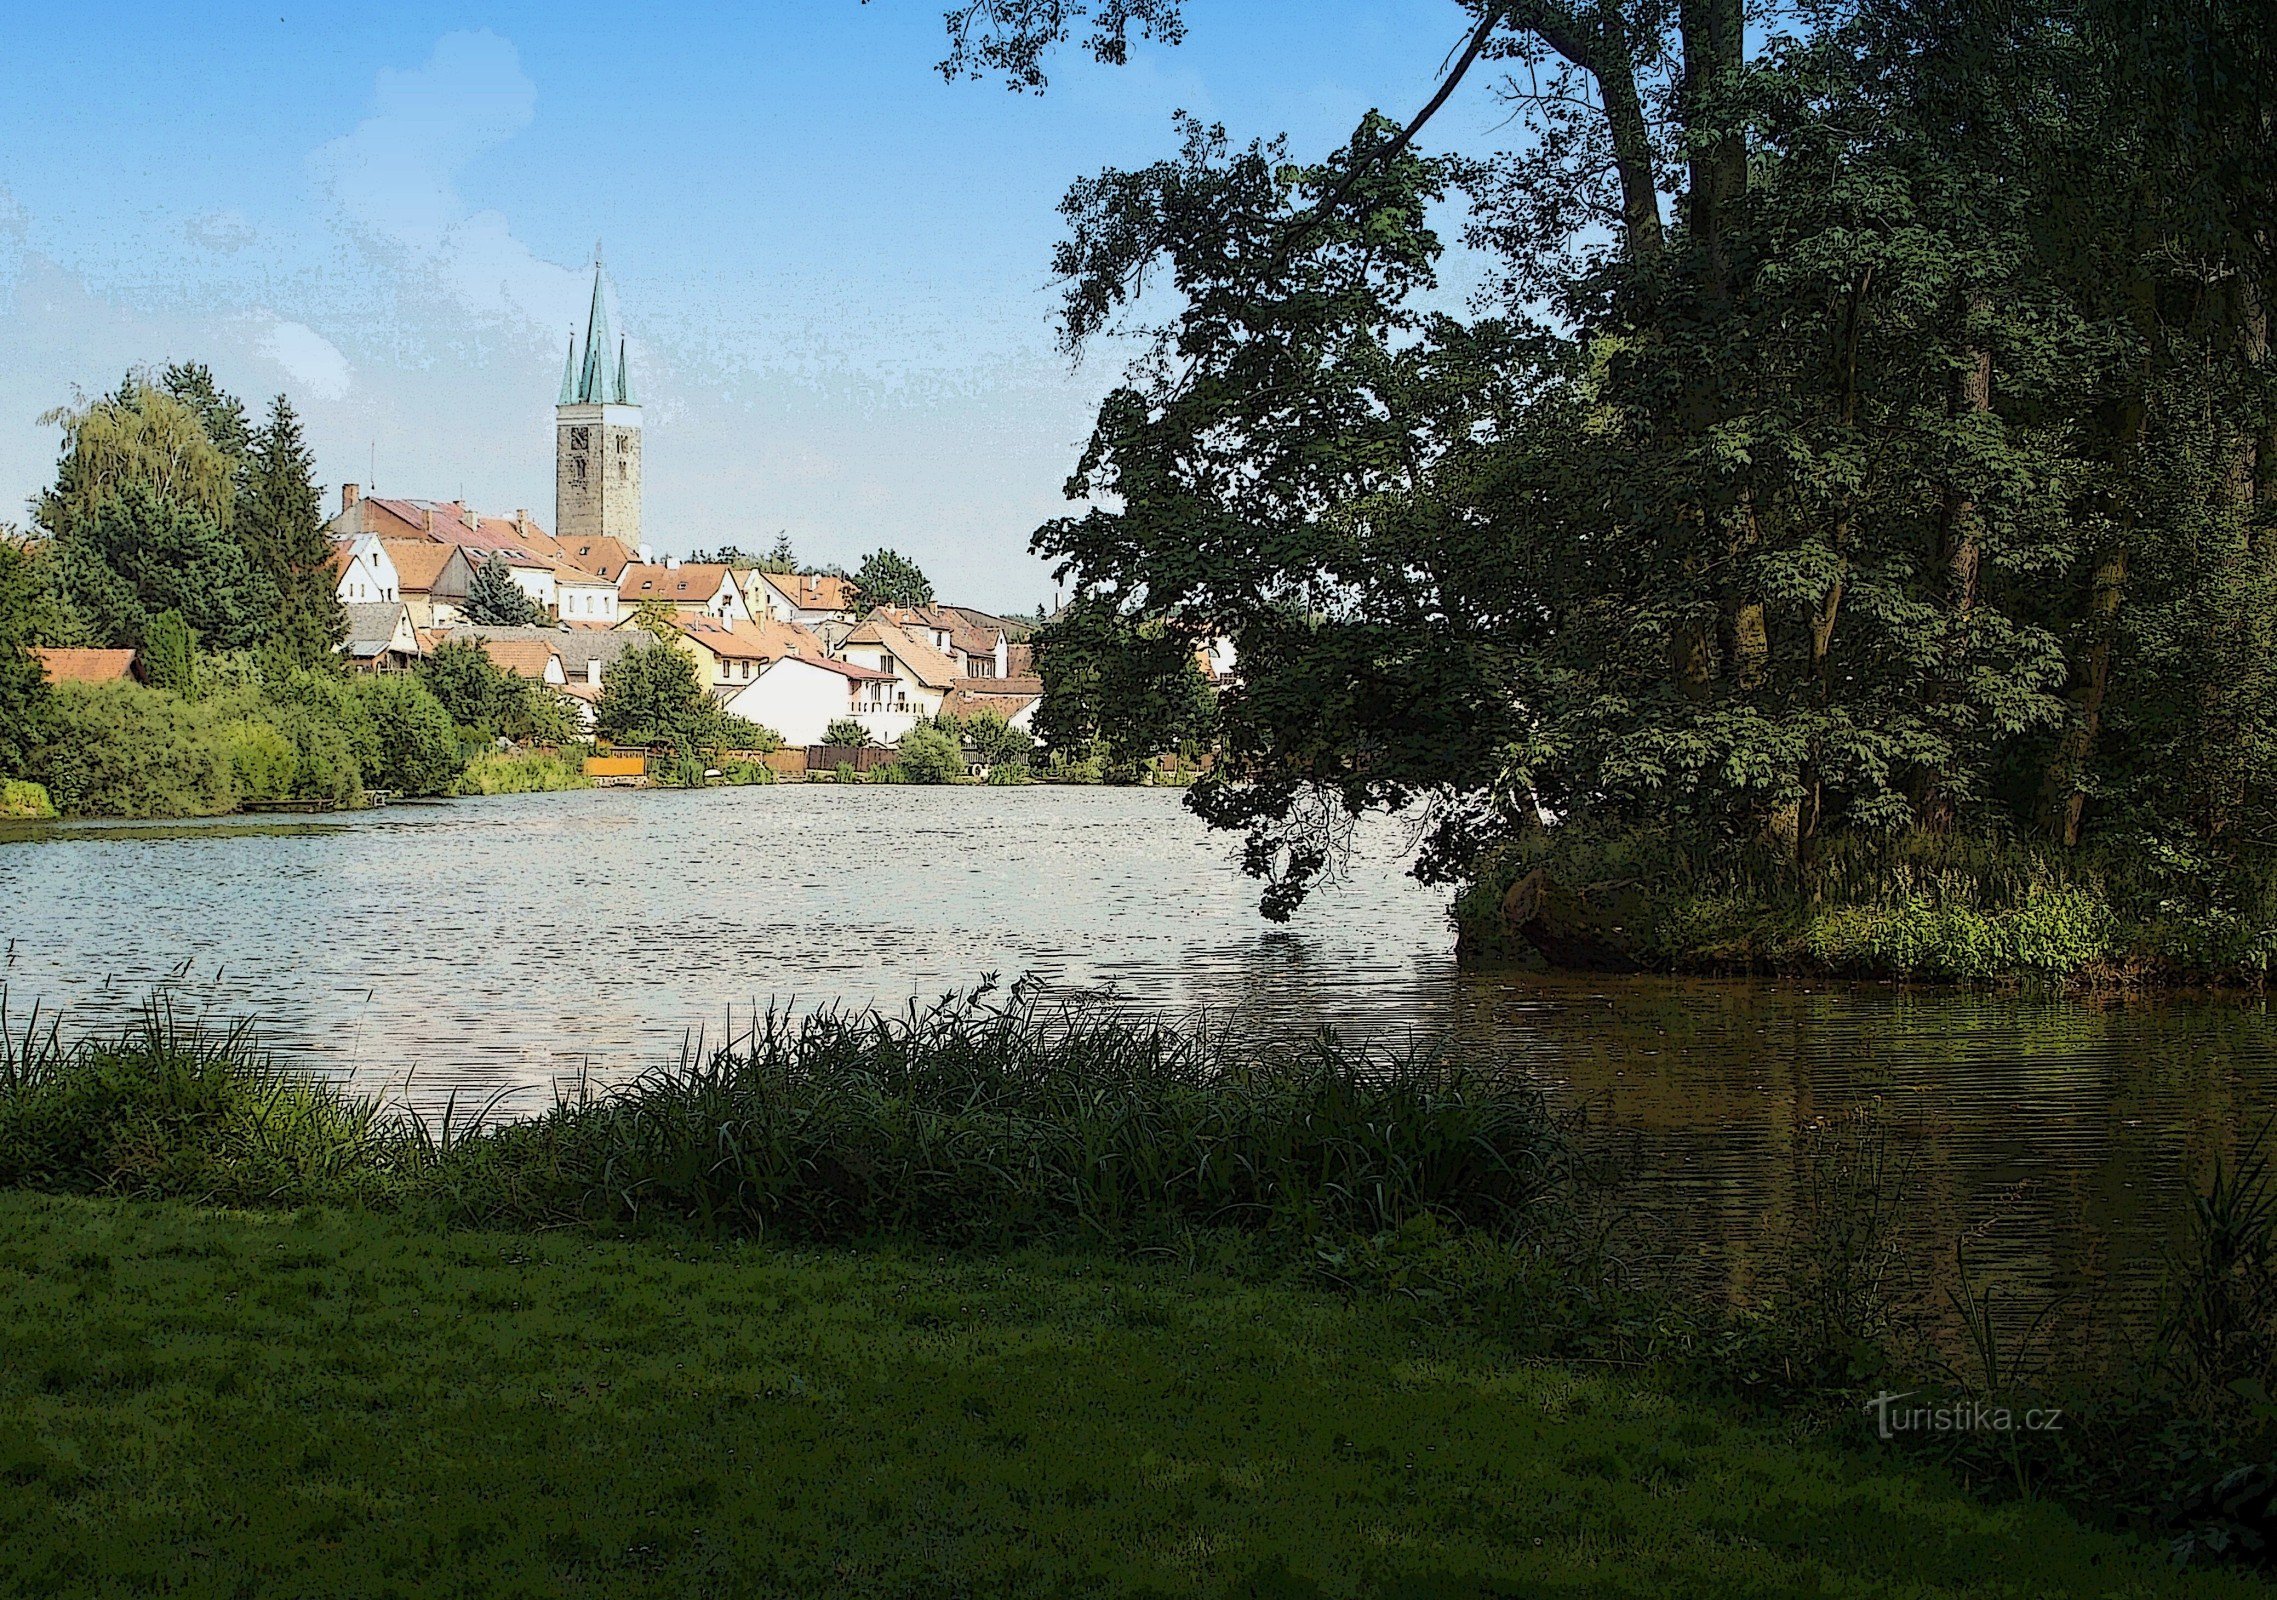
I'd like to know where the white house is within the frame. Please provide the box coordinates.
[719,655,897,747]
[333,534,399,605]
[618,561,751,621]
[554,566,619,624]
[833,617,959,732]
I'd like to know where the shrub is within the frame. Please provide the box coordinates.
[0,779,56,819]
[821,716,870,748]
[353,675,460,797]
[35,683,235,817]
[896,724,965,784]
[457,748,592,795]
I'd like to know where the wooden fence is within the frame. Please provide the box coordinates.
[804,743,895,773]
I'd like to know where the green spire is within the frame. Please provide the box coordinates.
[576,253,615,404]
[616,338,632,405]
[557,334,576,404]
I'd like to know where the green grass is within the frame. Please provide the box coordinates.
[0,1192,2252,1600]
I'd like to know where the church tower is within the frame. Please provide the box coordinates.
[555,249,642,547]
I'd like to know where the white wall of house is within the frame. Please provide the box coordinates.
[834,642,947,720]
[506,564,557,613]
[335,536,399,605]
[557,582,618,623]
[719,657,863,746]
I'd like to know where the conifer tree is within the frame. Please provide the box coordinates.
[242,396,344,663]
[465,552,543,627]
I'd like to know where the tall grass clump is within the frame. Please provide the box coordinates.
[0,998,403,1206]
[0,983,1569,1252]
[441,980,1567,1244]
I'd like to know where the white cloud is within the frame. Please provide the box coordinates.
[310,30,584,337]
[258,318,353,401]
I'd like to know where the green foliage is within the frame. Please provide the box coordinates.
[1034,597,1214,775]
[61,482,278,652]
[139,610,195,696]
[0,779,56,819]
[0,540,54,775]
[239,395,343,664]
[594,639,770,753]
[456,748,593,796]
[992,4,2277,937]
[895,723,966,783]
[821,715,870,748]
[847,547,934,611]
[34,684,236,817]
[351,674,461,798]
[462,553,543,628]
[415,639,580,745]
[934,707,1036,770]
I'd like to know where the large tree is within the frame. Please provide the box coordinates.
[848,548,935,611]
[241,396,344,664]
[0,540,53,776]
[37,380,277,652]
[928,1,2277,927]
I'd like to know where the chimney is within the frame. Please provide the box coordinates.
[514,509,528,532]
[341,483,361,512]
[467,510,481,533]
[586,659,602,687]
[421,508,434,533]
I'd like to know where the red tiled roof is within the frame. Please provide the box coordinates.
[33,647,138,686]
[475,639,562,682]
[755,571,853,613]
[619,563,737,603]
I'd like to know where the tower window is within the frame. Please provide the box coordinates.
[618,461,628,481]
[570,426,590,451]
[572,456,588,483]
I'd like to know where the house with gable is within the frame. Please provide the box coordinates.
[617,560,751,622]
[719,654,897,747]
[747,571,857,628]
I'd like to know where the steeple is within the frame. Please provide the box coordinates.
[555,241,641,549]
[574,251,619,404]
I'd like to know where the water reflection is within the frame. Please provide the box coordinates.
[5,785,2275,1339]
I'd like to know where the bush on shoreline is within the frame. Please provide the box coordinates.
[456,747,593,795]
[1456,823,2277,984]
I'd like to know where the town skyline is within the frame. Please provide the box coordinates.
[0,2,1493,614]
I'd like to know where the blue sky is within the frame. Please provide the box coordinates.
[1,2,1509,611]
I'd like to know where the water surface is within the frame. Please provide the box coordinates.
[6,784,2274,1341]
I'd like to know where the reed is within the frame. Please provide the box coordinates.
[0,981,1568,1249]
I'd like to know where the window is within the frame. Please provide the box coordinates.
[570,426,590,451]
[572,455,588,483]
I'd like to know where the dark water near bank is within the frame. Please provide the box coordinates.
[5,786,2275,1338]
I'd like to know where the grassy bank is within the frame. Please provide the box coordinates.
[1456,825,2277,984]
[0,1191,2257,1599]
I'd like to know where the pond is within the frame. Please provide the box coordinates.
[6,784,2275,1341]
